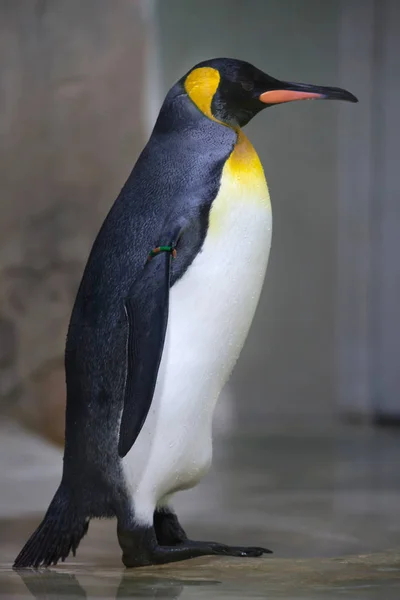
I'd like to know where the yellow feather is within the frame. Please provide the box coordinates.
[184,67,220,120]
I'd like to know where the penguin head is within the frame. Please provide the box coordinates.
[183,58,358,128]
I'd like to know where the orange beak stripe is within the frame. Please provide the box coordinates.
[259,90,325,104]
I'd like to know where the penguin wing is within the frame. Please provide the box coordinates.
[118,222,185,458]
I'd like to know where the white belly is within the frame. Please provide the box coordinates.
[122,142,272,524]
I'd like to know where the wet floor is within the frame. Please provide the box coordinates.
[1,551,400,599]
[0,420,400,598]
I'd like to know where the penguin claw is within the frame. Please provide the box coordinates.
[246,547,272,557]
[189,541,272,558]
[222,545,273,558]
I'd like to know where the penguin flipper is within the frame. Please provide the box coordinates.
[118,227,183,458]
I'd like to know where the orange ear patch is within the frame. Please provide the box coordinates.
[184,67,221,120]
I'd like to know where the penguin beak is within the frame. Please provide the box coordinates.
[259,81,358,104]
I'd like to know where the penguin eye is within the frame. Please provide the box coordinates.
[240,81,254,92]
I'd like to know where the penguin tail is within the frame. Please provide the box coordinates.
[13,483,89,569]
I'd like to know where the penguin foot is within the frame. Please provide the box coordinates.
[118,517,272,567]
[118,525,219,567]
[120,536,271,567]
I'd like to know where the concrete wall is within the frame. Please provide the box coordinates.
[155,0,346,422]
[0,0,147,442]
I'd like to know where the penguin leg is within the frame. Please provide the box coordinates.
[153,507,272,558]
[154,507,188,546]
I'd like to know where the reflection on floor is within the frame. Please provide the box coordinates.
[0,419,399,598]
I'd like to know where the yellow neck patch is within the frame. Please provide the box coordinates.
[184,67,221,121]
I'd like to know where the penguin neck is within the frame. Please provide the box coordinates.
[182,68,268,204]
[153,83,228,136]
[182,67,263,163]
[154,78,265,186]
[181,69,270,230]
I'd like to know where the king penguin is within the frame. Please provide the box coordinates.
[14,58,357,569]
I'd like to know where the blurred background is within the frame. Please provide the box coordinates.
[0,0,400,592]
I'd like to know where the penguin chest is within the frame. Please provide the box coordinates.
[168,131,272,397]
[161,132,272,437]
